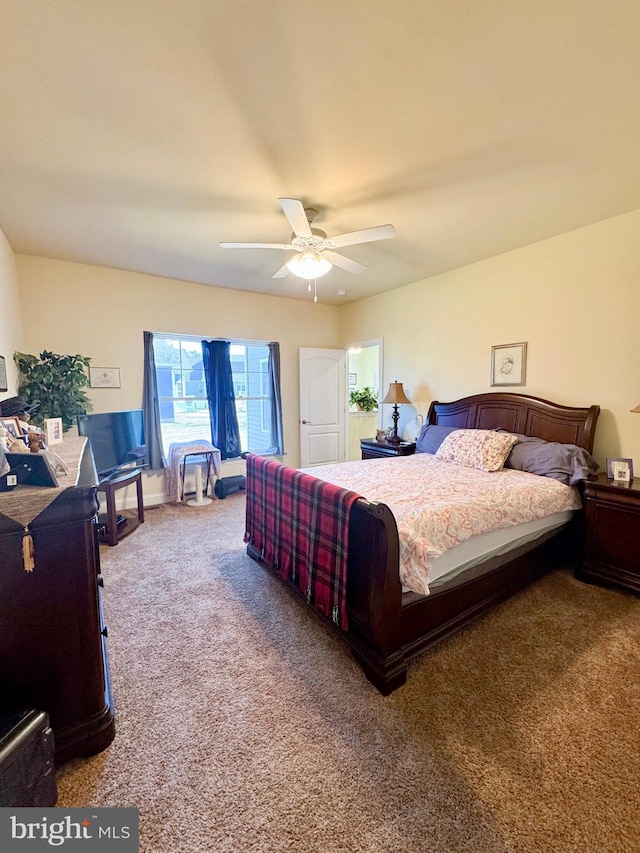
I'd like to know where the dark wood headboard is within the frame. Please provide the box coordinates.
[427,392,600,453]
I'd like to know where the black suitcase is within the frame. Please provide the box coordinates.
[0,709,57,807]
[214,475,246,499]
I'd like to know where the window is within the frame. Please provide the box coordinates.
[152,335,274,458]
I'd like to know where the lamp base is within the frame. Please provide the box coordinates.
[389,405,401,444]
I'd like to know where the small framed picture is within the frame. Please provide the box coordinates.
[376,429,387,443]
[607,457,633,482]
[1,416,25,440]
[44,417,64,446]
[349,373,357,386]
[490,342,527,387]
[0,355,7,392]
[90,367,121,388]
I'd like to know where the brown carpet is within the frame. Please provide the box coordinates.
[57,497,640,853]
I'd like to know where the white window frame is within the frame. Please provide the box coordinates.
[153,334,272,456]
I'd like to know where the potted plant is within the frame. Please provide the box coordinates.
[14,350,93,431]
[349,386,378,412]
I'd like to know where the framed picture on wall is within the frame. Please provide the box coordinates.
[89,367,121,388]
[349,373,357,386]
[0,355,7,392]
[490,342,527,387]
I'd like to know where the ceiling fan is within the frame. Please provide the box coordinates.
[220,198,397,281]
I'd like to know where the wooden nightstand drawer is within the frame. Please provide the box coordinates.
[578,473,640,594]
[587,504,639,574]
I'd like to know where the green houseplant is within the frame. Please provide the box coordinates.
[349,386,378,412]
[14,350,93,431]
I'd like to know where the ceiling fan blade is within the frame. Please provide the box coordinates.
[272,263,290,278]
[220,242,292,250]
[328,224,396,249]
[279,198,312,239]
[323,250,366,274]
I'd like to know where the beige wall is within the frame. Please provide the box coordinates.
[16,256,340,502]
[7,207,640,495]
[0,227,24,398]
[340,208,640,468]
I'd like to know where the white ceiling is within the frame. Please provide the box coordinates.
[2,1,640,305]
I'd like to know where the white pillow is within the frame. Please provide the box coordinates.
[435,429,518,472]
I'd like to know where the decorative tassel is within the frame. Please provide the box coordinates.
[22,526,35,573]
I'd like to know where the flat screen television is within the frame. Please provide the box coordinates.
[77,410,147,481]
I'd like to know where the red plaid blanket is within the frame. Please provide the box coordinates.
[244,454,362,630]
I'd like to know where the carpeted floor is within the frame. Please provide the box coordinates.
[56,496,640,852]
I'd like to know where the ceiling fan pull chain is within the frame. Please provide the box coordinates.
[314,279,318,303]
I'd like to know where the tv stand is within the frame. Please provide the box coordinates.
[97,468,145,545]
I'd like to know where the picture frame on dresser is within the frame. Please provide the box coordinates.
[606,457,634,482]
[44,417,64,446]
[1,416,25,440]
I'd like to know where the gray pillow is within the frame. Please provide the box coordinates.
[415,424,458,455]
[504,433,599,485]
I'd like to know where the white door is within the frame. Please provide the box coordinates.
[299,348,346,467]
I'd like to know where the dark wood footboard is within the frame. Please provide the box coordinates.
[246,494,406,694]
[344,500,405,694]
[247,495,580,695]
[345,501,580,695]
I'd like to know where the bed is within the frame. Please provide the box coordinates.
[245,392,600,694]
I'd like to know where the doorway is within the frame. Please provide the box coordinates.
[346,339,383,460]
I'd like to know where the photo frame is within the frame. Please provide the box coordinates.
[89,367,121,388]
[1,416,26,441]
[0,355,7,392]
[5,452,59,487]
[44,417,64,446]
[349,373,357,386]
[490,342,527,387]
[606,457,634,482]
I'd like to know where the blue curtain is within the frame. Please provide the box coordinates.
[267,342,285,455]
[202,340,242,460]
[142,331,166,469]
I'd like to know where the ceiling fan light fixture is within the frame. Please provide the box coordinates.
[286,250,332,279]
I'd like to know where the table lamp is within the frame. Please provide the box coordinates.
[381,381,412,444]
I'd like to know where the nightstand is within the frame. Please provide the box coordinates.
[577,473,640,595]
[360,438,416,460]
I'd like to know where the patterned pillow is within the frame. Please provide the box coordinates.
[435,429,519,472]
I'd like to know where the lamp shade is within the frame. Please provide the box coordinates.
[381,381,412,405]
[631,404,640,413]
[286,251,332,280]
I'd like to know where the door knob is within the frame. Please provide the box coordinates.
[301,419,312,424]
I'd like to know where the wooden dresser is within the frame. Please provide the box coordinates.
[0,439,115,764]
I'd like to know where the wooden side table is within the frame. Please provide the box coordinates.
[577,473,640,594]
[96,467,145,545]
[360,438,416,460]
